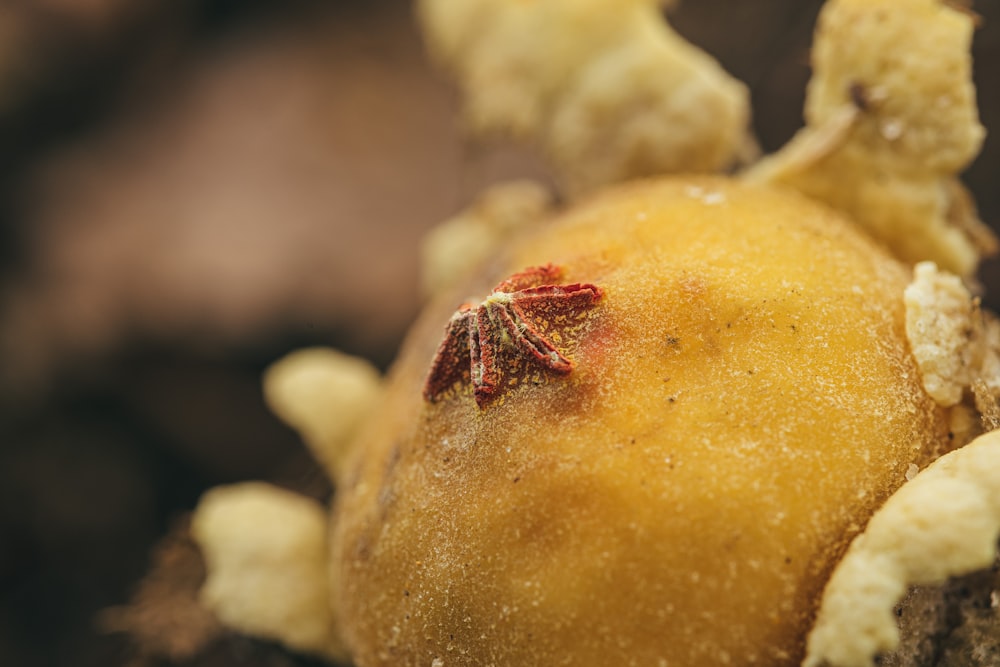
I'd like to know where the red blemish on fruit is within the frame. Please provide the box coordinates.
[423,264,604,407]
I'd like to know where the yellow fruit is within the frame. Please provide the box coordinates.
[331,176,953,666]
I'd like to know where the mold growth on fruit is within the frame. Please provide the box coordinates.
[182,1,1000,665]
[803,431,1000,667]
[416,0,752,196]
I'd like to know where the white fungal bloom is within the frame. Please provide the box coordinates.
[191,483,349,661]
[903,261,976,406]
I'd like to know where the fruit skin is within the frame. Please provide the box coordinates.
[330,176,954,666]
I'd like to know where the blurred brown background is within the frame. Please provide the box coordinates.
[0,1,997,666]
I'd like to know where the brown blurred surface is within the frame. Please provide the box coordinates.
[0,1,997,666]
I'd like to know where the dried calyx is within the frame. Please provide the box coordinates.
[423,264,603,407]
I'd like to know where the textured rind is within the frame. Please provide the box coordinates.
[416,0,750,196]
[331,177,954,667]
[803,430,1000,667]
[746,0,995,278]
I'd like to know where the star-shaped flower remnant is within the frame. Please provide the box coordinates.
[423,264,604,407]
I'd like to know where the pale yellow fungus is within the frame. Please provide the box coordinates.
[191,482,348,661]
[746,0,996,277]
[804,430,1000,667]
[904,262,977,406]
[263,347,382,482]
[416,0,751,196]
[420,181,553,296]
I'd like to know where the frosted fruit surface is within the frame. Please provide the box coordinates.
[331,177,953,666]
